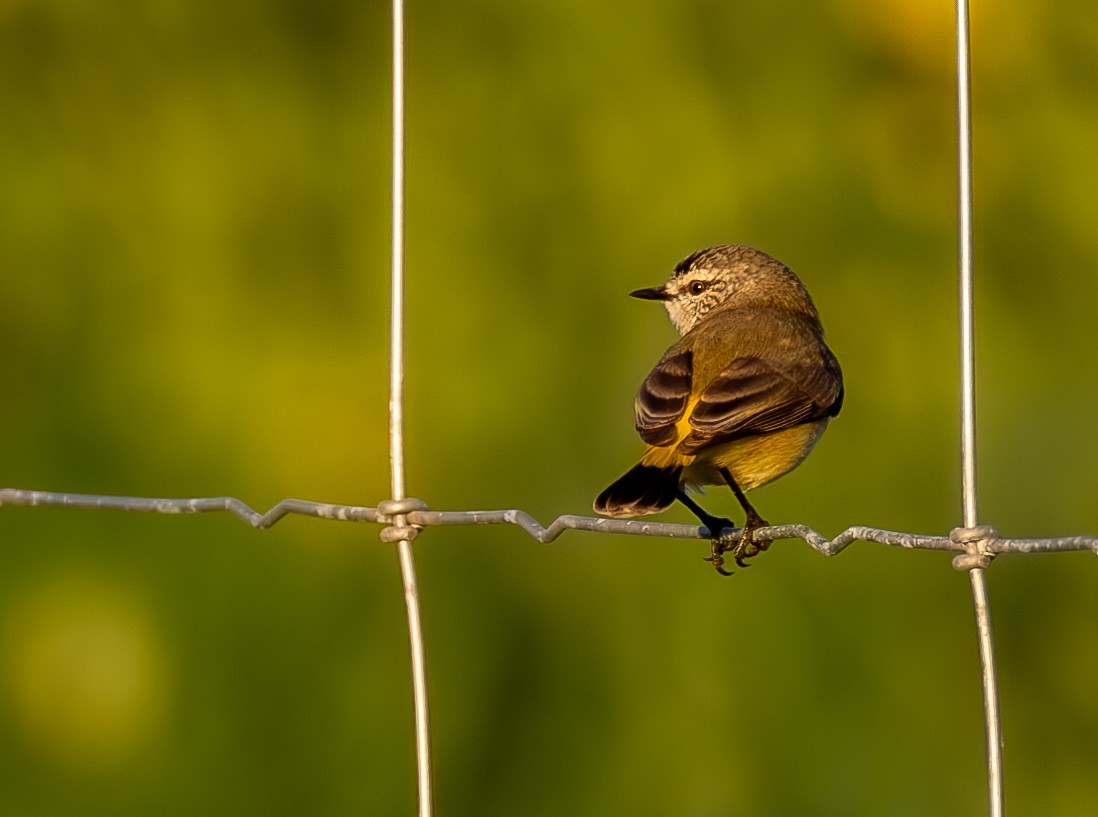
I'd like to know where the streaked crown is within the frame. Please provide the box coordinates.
[631,244,820,335]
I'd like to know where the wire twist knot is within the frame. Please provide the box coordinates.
[950,524,1000,571]
[377,497,428,543]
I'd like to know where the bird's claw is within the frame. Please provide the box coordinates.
[703,544,736,576]
[703,523,739,577]
[705,518,772,575]
[733,517,771,567]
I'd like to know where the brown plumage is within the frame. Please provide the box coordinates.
[594,244,843,574]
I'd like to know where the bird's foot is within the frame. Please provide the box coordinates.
[730,514,772,569]
[703,515,773,575]
[699,517,737,576]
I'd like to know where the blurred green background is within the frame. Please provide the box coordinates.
[2,0,1097,814]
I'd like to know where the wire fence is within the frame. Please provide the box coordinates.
[3,488,1097,559]
[2,2,1096,817]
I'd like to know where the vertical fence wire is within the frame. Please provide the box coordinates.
[389,0,407,502]
[956,3,978,529]
[389,0,434,814]
[955,1,1005,815]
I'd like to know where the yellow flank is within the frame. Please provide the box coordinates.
[641,417,830,492]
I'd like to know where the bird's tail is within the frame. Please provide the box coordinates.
[594,464,682,518]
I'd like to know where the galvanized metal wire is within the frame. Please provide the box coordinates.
[954,1,1005,814]
[957,0,979,534]
[387,0,435,815]
[2,489,1096,559]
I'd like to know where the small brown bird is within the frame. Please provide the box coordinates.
[594,244,843,574]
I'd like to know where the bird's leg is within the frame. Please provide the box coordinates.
[718,468,771,568]
[675,489,737,576]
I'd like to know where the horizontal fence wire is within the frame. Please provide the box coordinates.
[3,488,1096,561]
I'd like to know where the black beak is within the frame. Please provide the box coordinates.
[629,286,671,301]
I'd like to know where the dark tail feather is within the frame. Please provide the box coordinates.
[594,464,682,518]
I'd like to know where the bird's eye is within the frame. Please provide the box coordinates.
[688,281,706,296]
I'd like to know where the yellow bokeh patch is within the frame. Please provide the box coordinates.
[2,574,171,773]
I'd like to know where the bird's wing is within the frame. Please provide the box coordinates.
[634,348,693,446]
[679,353,843,454]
